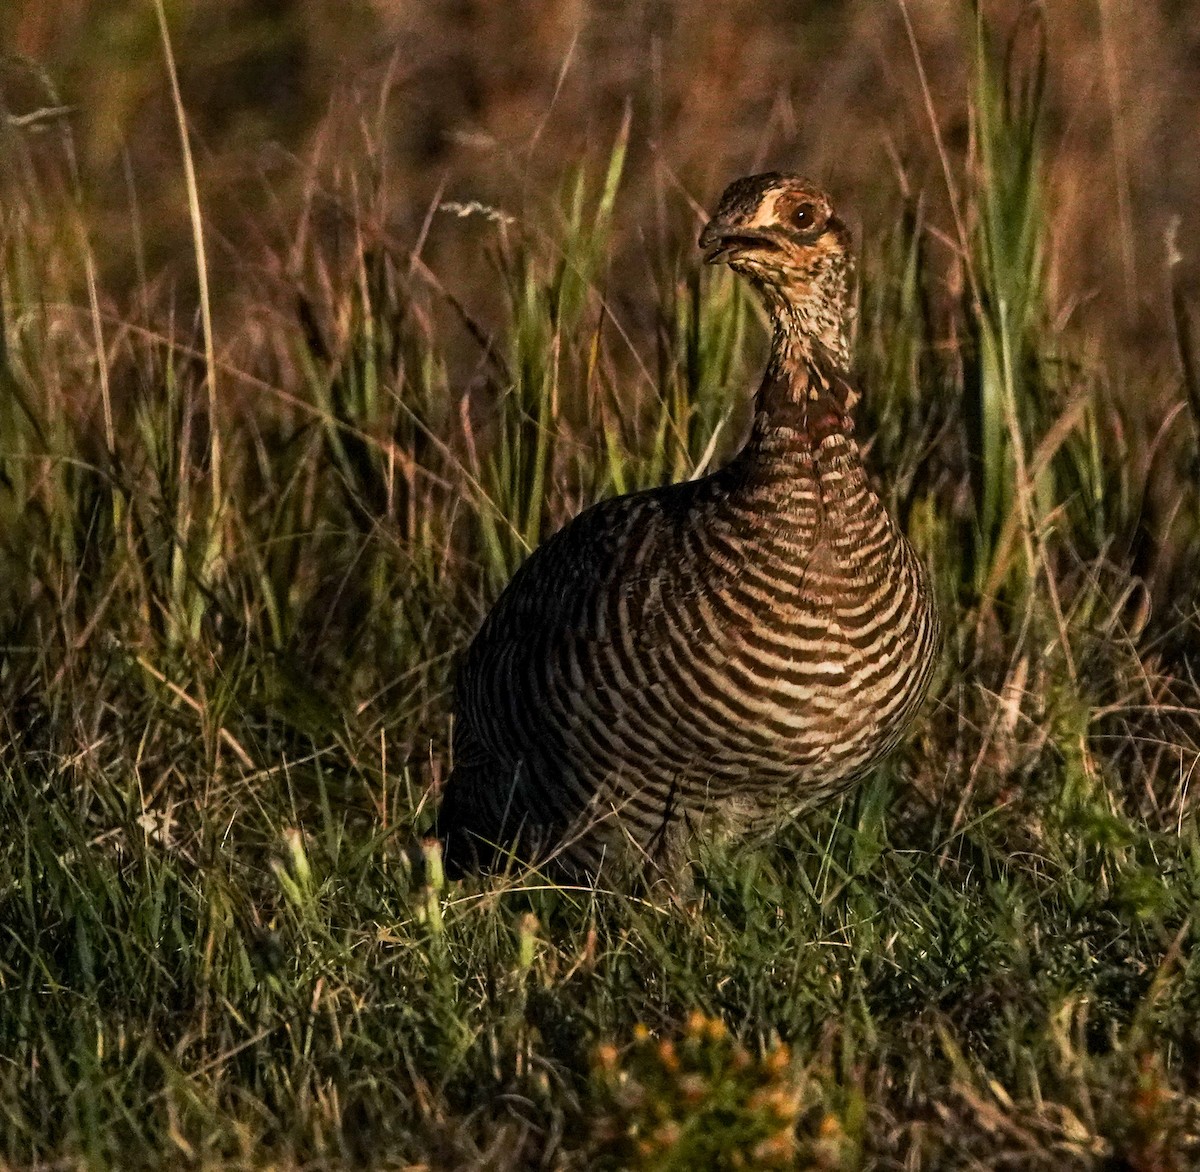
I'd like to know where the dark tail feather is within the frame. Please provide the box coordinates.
[433,764,503,877]
[433,801,475,880]
[435,760,562,877]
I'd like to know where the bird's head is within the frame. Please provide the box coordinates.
[699,173,852,365]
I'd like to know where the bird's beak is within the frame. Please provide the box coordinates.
[698,218,733,264]
[698,221,777,266]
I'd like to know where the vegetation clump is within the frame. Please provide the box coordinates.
[591,1013,846,1171]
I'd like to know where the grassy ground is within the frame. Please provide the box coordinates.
[3,16,1200,1171]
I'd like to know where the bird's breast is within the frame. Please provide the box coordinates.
[569,462,937,784]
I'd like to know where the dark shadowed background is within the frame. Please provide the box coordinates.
[3,0,1198,366]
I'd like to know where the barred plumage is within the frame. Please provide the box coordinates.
[437,173,940,880]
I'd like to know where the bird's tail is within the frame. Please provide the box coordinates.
[432,765,492,877]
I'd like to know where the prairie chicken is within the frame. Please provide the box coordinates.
[436,173,940,880]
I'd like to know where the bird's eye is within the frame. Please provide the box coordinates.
[793,202,818,230]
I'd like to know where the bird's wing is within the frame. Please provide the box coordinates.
[453,490,676,761]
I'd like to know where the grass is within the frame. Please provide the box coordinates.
[2,11,1200,1169]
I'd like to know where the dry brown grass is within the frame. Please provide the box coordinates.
[4,0,1197,364]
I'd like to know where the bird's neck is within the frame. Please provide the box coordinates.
[745,309,859,459]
